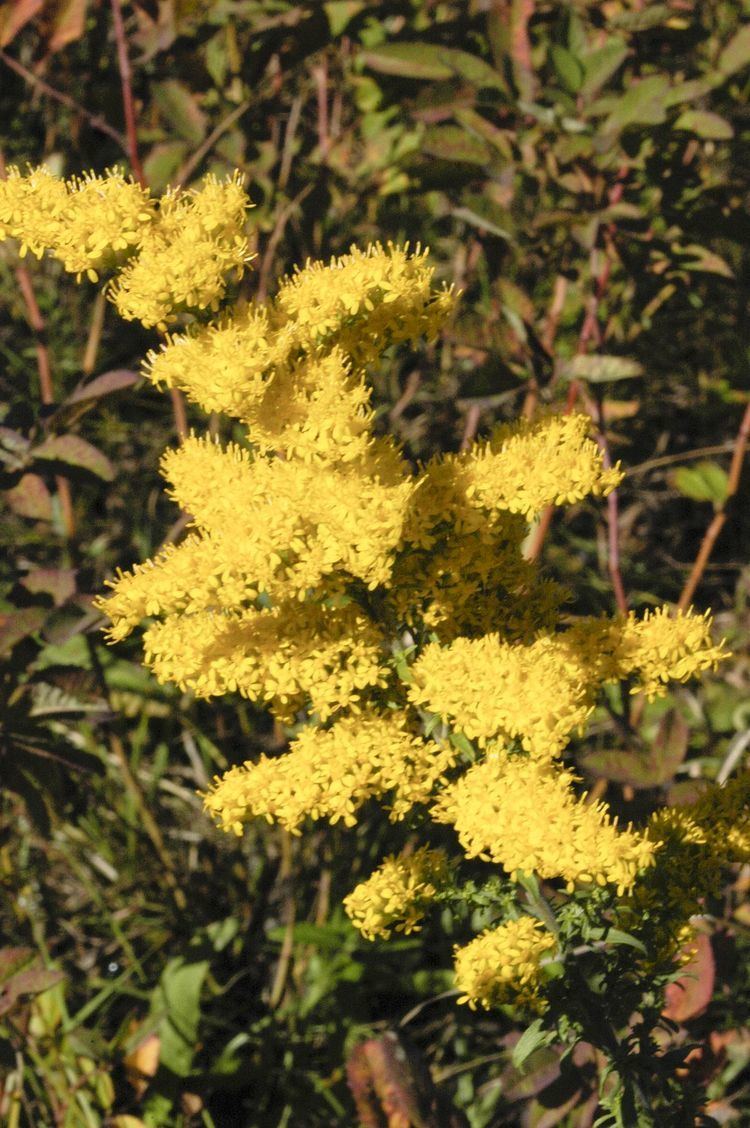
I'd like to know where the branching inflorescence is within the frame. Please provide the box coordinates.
[3,166,746,1020]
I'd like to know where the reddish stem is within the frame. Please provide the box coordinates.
[110,0,145,186]
[677,400,750,612]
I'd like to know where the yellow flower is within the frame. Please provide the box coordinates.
[202,711,459,835]
[142,305,287,420]
[142,601,389,722]
[454,917,555,1010]
[0,165,154,280]
[109,173,253,328]
[433,746,655,893]
[408,632,597,755]
[344,847,450,940]
[616,607,727,698]
[411,414,622,528]
[276,242,455,364]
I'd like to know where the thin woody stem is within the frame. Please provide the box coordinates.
[109,0,145,186]
[110,0,187,439]
[677,399,750,612]
[0,49,127,152]
[592,388,629,615]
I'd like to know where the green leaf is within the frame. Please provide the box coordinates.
[143,140,189,193]
[550,44,584,93]
[602,75,670,134]
[718,25,750,78]
[422,125,492,166]
[673,461,729,505]
[452,204,513,241]
[558,355,644,383]
[33,435,114,481]
[361,43,503,87]
[673,110,734,140]
[151,955,209,1076]
[324,0,364,36]
[152,80,207,146]
[512,1017,552,1070]
[580,39,628,98]
[605,928,647,954]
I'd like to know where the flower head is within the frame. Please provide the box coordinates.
[454,917,555,1010]
[344,847,450,940]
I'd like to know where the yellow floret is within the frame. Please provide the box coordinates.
[344,847,450,940]
[454,917,555,1011]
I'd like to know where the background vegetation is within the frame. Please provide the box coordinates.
[1,0,750,1124]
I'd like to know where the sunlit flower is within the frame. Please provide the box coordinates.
[343,846,450,940]
[454,917,555,1010]
[433,746,654,893]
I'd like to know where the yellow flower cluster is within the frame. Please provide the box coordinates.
[409,609,726,754]
[275,242,455,364]
[343,847,450,940]
[454,917,556,1011]
[109,174,252,327]
[204,711,459,834]
[0,165,154,280]
[0,166,251,327]
[11,167,730,1013]
[142,601,388,722]
[433,746,654,893]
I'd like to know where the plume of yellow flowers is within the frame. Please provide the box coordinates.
[5,166,737,1015]
[454,917,556,1011]
[342,847,450,940]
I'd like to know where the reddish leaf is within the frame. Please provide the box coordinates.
[662,933,715,1023]
[65,368,140,406]
[47,0,88,52]
[0,607,47,656]
[33,434,114,480]
[4,473,53,520]
[0,0,44,47]
[21,568,77,606]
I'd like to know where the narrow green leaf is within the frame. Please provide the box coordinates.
[152,79,207,145]
[718,25,750,77]
[550,44,584,93]
[512,1017,552,1069]
[673,110,734,140]
[605,928,647,954]
[580,39,628,98]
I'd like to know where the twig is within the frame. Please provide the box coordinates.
[82,289,107,378]
[278,93,303,192]
[389,369,421,423]
[110,0,187,439]
[256,183,314,302]
[592,389,629,615]
[0,49,127,152]
[174,99,251,188]
[628,442,736,479]
[269,830,296,1009]
[109,0,145,186]
[677,400,750,611]
[460,403,482,451]
[313,58,330,161]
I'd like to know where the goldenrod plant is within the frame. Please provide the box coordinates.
[2,165,746,1125]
